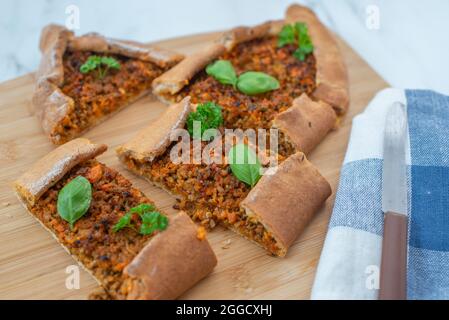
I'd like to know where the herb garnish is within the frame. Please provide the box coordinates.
[206,60,237,88]
[187,102,223,140]
[112,203,168,236]
[237,71,279,95]
[57,176,92,229]
[80,55,121,79]
[228,143,262,188]
[206,60,279,96]
[278,22,314,61]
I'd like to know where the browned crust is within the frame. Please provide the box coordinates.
[14,138,107,206]
[33,24,184,145]
[272,93,336,154]
[116,97,192,162]
[152,21,282,101]
[152,5,349,115]
[241,152,331,257]
[13,139,217,300]
[68,33,184,69]
[286,4,349,114]
[124,211,217,300]
[219,20,284,50]
[152,42,226,99]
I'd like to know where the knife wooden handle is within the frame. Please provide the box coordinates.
[379,211,408,300]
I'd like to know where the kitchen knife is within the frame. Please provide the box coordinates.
[379,101,408,300]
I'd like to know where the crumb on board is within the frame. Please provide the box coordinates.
[221,239,232,249]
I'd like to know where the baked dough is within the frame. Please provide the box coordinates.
[14,138,216,299]
[33,24,184,145]
[117,100,331,257]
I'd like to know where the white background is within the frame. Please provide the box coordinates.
[1,0,448,94]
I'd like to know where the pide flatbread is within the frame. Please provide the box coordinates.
[14,138,216,299]
[117,99,331,257]
[33,24,184,145]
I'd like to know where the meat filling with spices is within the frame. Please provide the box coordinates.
[27,160,165,299]
[175,36,317,131]
[122,138,283,256]
[56,51,165,143]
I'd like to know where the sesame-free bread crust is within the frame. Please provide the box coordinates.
[286,4,349,114]
[152,4,349,115]
[13,138,217,300]
[273,93,336,154]
[33,24,184,145]
[241,152,331,257]
[124,211,217,300]
[116,97,191,162]
[14,138,107,206]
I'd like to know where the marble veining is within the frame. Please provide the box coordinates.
[1,0,448,94]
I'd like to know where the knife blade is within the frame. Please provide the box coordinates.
[379,101,408,300]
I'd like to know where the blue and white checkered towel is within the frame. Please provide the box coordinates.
[311,88,449,300]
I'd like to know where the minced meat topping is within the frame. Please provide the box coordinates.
[30,160,163,298]
[177,36,317,131]
[57,50,164,143]
[123,139,282,256]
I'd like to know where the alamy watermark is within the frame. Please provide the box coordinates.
[169,121,280,175]
[65,4,80,30]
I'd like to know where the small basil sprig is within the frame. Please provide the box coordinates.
[80,55,121,79]
[187,102,223,140]
[206,60,237,88]
[113,203,168,236]
[57,176,92,229]
[206,60,279,96]
[228,143,262,188]
[237,71,279,95]
[278,22,314,61]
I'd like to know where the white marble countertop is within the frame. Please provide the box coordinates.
[1,0,448,94]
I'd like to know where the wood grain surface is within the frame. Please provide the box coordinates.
[0,31,387,299]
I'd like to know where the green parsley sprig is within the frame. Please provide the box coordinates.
[187,102,223,140]
[80,55,121,79]
[277,22,314,61]
[112,203,168,236]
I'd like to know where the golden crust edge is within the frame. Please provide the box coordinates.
[34,24,184,145]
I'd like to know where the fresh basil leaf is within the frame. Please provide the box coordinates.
[57,176,92,229]
[112,212,133,232]
[80,55,101,73]
[206,60,238,87]
[187,102,223,140]
[277,24,296,47]
[228,144,262,188]
[236,71,280,95]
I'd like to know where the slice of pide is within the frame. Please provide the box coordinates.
[117,99,331,257]
[286,4,349,114]
[273,93,336,156]
[153,5,348,135]
[33,24,184,145]
[240,152,331,257]
[14,138,216,299]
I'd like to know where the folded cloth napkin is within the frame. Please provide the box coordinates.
[311,88,449,300]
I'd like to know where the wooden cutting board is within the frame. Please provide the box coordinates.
[0,31,387,299]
